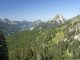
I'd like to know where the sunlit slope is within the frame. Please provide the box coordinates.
[6,15,80,60]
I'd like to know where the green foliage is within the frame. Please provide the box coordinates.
[6,15,80,60]
[6,28,67,60]
[0,31,9,60]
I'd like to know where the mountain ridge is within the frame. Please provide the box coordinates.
[6,14,80,60]
[0,14,79,36]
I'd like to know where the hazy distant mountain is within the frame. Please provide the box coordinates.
[30,20,44,30]
[0,14,73,35]
[0,18,32,35]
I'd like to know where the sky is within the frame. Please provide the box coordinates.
[0,0,80,21]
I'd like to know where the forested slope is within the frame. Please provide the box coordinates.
[6,15,80,60]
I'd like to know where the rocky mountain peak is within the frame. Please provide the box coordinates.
[53,14,65,23]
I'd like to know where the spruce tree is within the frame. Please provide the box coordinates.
[0,31,8,60]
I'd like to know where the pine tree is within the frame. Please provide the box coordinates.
[0,31,8,60]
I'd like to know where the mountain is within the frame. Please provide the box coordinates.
[0,18,32,35]
[30,20,43,30]
[6,15,80,60]
[0,14,66,35]
[48,14,65,24]
[32,14,65,30]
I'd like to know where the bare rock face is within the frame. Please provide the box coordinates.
[0,31,8,60]
[53,14,65,23]
[48,14,65,24]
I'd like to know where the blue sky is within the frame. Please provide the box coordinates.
[0,0,80,21]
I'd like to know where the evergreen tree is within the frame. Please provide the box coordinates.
[0,31,8,60]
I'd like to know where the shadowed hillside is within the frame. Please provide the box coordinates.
[0,31,8,60]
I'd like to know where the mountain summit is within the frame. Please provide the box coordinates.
[54,14,65,23]
[49,14,65,24]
